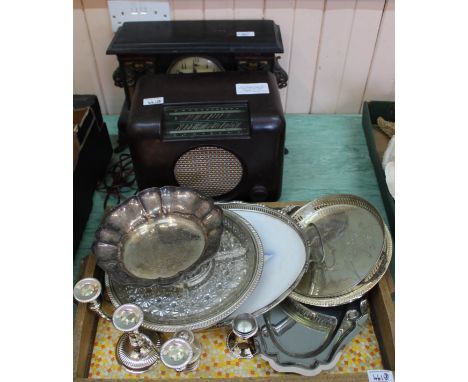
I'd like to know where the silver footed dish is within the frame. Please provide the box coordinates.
[93,186,223,287]
[105,209,264,332]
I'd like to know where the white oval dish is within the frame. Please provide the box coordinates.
[219,203,310,317]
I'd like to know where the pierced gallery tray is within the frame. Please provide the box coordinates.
[105,209,264,332]
[289,195,392,307]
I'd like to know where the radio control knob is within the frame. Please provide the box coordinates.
[250,185,268,202]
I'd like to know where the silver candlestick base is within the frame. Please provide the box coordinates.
[160,329,202,372]
[73,278,111,321]
[112,304,160,374]
[140,328,163,351]
[226,313,259,359]
[173,329,202,372]
[160,337,193,372]
[115,332,160,374]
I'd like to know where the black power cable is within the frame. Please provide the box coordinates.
[96,153,137,210]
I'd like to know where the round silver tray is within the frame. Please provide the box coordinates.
[288,194,392,307]
[105,209,264,332]
[218,202,310,318]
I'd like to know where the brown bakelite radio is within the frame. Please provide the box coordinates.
[127,70,285,202]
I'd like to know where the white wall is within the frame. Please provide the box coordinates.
[74,0,395,115]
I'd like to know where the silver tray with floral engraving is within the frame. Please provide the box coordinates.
[288,194,392,307]
[105,209,264,332]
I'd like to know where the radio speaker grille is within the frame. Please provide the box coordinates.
[174,146,243,197]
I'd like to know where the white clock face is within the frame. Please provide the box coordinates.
[167,56,224,74]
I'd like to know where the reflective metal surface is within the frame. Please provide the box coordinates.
[93,186,223,286]
[289,195,392,307]
[227,313,259,359]
[115,332,160,374]
[226,331,258,359]
[112,304,160,374]
[74,278,111,321]
[171,330,202,373]
[73,278,101,303]
[106,210,264,332]
[160,338,193,371]
[113,304,144,332]
[232,313,258,339]
[219,203,310,318]
[173,329,195,344]
[256,297,369,375]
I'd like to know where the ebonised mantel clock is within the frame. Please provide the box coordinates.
[107,19,288,150]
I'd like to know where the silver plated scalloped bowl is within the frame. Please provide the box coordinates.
[105,210,265,332]
[93,186,223,286]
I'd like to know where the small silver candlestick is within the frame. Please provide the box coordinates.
[160,335,194,372]
[172,329,202,372]
[73,278,111,321]
[112,303,160,374]
[226,313,259,359]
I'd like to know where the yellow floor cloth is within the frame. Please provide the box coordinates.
[88,317,383,379]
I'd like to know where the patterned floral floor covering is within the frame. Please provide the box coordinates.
[88,317,383,379]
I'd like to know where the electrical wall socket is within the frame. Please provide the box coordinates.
[108,0,171,32]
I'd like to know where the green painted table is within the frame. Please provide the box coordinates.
[73,114,391,282]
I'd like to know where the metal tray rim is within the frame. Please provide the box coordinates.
[218,202,311,317]
[260,349,343,377]
[105,209,264,332]
[289,195,393,307]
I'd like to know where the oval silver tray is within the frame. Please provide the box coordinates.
[288,194,392,307]
[105,209,264,332]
